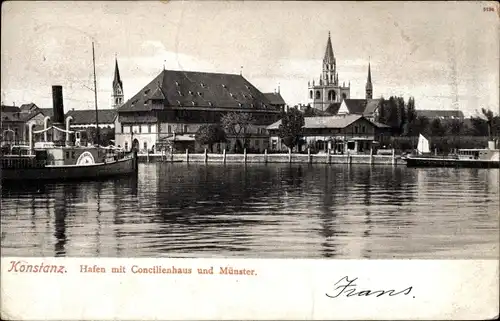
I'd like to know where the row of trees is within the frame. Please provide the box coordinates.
[376,96,500,138]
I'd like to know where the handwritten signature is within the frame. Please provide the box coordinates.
[326,276,413,298]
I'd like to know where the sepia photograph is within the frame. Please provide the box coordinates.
[2,1,499,319]
[1,1,498,261]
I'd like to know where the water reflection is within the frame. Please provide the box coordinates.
[1,164,498,258]
[53,185,68,257]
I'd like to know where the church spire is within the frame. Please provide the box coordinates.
[113,56,122,89]
[365,58,373,99]
[111,55,124,109]
[323,31,335,64]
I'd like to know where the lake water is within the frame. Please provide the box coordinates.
[1,163,498,259]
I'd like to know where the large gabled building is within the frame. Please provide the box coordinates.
[115,69,281,153]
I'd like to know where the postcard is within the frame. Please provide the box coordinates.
[1,1,499,320]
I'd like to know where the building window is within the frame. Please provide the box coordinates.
[328,90,336,101]
[148,125,152,133]
[72,151,75,158]
[125,142,129,151]
[362,126,366,133]
[255,139,260,147]
[168,125,172,133]
[143,141,148,151]
[138,125,142,133]
[184,125,188,133]
[123,125,130,134]
[354,126,359,134]
[272,139,278,150]
[315,91,321,99]
[342,93,347,99]
[65,151,69,158]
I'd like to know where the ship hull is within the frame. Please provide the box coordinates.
[404,157,499,168]
[1,153,138,182]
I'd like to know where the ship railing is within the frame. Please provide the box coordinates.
[1,157,47,169]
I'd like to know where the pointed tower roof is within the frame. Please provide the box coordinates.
[113,57,123,89]
[323,32,335,64]
[366,59,372,89]
[367,61,372,83]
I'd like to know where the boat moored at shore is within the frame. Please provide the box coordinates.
[403,140,499,168]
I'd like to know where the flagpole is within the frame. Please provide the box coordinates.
[92,42,100,145]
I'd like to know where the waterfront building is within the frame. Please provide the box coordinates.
[115,69,281,153]
[267,114,390,154]
[1,105,24,145]
[65,109,117,129]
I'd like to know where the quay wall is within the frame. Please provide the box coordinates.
[138,151,401,165]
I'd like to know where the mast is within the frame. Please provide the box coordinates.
[92,42,100,145]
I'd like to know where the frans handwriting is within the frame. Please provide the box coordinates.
[325,276,413,298]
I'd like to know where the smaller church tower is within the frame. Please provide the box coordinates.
[365,60,373,100]
[111,57,124,109]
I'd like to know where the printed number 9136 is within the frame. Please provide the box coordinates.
[483,7,494,12]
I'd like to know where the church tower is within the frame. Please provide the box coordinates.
[365,60,373,99]
[322,32,336,85]
[111,57,124,109]
[307,32,350,111]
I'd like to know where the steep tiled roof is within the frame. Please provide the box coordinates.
[39,108,54,118]
[1,105,21,113]
[416,109,464,119]
[263,92,286,106]
[333,99,381,115]
[363,99,381,114]
[267,114,363,130]
[1,106,23,122]
[303,106,331,116]
[18,106,53,122]
[19,103,37,112]
[118,69,276,112]
[66,109,117,125]
[325,102,341,114]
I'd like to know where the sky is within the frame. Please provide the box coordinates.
[1,1,499,117]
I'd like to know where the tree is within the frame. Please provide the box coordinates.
[196,124,226,152]
[413,115,430,136]
[446,118,464,136]
[220,112,254,152]
[481,108,495,138]
[402,97,417,136]
[469,117,488,136]
[278,109,305,151]
[430,118,446,136]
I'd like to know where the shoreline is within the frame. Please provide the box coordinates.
[137,152,403,166]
